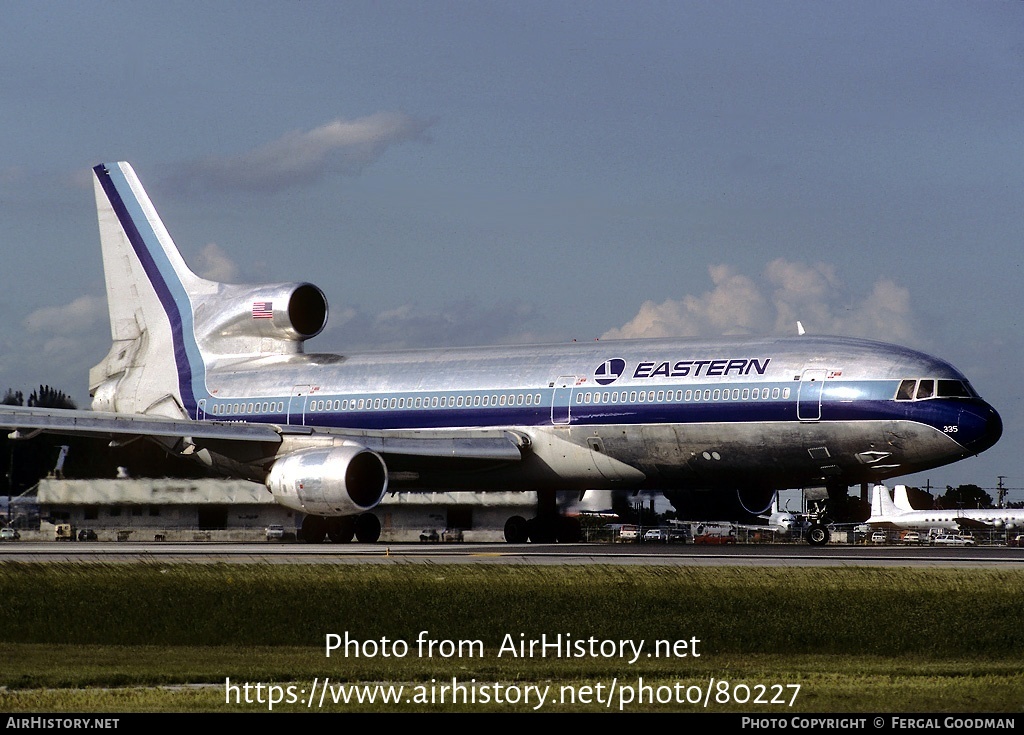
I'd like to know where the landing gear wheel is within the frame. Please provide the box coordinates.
[556,516,582,543]
[504,515,529,543]
[354,513,381,543]
[300,515,328,543]
[807,523,830,546]
[326,516,355,543]
[526,517,557,543]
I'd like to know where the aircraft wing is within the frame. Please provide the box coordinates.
[0,405,280,443]
[0,406,526,462]
[952,517,994,531]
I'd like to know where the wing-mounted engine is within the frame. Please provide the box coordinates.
[193,282,328,357]
[266,444,388,516]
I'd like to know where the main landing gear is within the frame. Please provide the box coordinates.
[300,513,381,543]
[503,489,582,543]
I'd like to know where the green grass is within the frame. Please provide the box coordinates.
[1,564,1022,712]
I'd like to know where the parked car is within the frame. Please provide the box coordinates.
[265,524,286,541]
[617,526,639,542]
[900,531,921,545]
[442,528,464,542]
[643,529,667,542]
[77,529,98,541]
[870,532,888,544]
[930,534,975,547]
[419,529,439,542]
[0,527,20,541]
[1008,534,1024,547]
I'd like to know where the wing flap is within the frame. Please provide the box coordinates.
[282,425,529,462]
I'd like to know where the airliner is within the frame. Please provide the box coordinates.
[759,492,802,535]
[867,484,1024,534]
[0,162,1003,545]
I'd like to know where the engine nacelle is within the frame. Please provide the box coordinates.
[266,445,388,516]
[193,281,328,356]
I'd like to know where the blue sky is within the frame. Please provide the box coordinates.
[1,2,1021,498]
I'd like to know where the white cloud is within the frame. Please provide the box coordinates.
[24,295,105,335]
[603,260,916,343]
[181,113,434,192]
[194,242,239,282]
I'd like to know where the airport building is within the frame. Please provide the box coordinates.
[28,478,541,542]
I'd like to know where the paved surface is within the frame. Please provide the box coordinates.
[2,541,1022,566]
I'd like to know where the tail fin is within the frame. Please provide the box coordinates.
[870,484,902,519]
[892,485,916,511]
[88,162,329,419]
[89,162,215,418]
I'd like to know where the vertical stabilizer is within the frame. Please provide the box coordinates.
[89,162,213,418]
[893,485,915,511]
[870,484,902,518]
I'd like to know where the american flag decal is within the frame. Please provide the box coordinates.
[252,301,273,319]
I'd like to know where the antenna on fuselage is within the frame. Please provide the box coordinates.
[797,321,806,336]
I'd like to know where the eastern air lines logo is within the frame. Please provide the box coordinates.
[594,358,626,385]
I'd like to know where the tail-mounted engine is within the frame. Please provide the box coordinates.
[266,444,388,516]
[193,282,328,356]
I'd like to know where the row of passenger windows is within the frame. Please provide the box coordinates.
[307,393,545,412]
[575,387,791,404]
[208,386,794,416]
[211,401,283,415]
[895,379,975,402]
[208,393,547,415]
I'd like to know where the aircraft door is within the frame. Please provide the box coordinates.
[288,385,311,426]
[551,376,577,425]
[196,399,206,421]
[797,369,828,421]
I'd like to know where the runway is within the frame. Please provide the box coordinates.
[2,541,1023,566]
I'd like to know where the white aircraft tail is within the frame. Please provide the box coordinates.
[893,485,916,511]
[870,484,903,519]
[88,162,329,419]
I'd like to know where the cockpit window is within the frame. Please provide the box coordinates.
[896,379,975,401]
[897,380,916,400]
[938,380,972,398]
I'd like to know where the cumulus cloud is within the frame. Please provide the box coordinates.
[193,242,239,282]
[24,295,105,335]
[178,113,434,193]
[603,259,916,343]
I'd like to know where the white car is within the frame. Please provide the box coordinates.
[0,527,20,541]
[930,534,975,547]
[618,526,639,542]
[643,529,667,542]
[870,532,888,544]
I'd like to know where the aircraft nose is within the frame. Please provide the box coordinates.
[958,403,1002,455]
